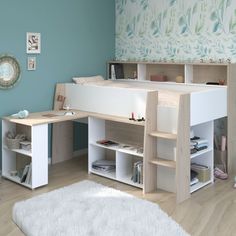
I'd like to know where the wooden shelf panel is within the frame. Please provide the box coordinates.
[149,131,177,140]
[149,158,176,169]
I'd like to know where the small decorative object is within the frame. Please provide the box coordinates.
[10,170,18,176]
[20,141,32,151]
[26,32,41,54]
[219,80,225,85]
[11,110,29,119]
[27,57,36,70]
[209,58,214,63]
[219,59,223,63]
[150,74,167,82]
[227,58,231,64]
[175,75,184,83]
[0,55,21,89]
[57,95,66,110]
[200,59,204,63]
[234,176,236,188]
[6,132,26,149]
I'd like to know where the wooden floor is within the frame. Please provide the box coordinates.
[1,155,236,236]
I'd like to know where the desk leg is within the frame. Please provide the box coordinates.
[52,121,73,164]
[32,124,48,188]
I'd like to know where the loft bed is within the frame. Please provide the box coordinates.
[54,79,227,203]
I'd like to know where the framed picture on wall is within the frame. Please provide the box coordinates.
[26,32,41,54]
[27,57,36,70]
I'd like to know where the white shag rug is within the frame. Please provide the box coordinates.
[13,180,189,236]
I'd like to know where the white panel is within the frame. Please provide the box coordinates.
[88,117,105,143]
[116,152,133,180]
[157,106,178,133]
[137,64,147,80]
[88,145,106,173]
[2,120,16,176]
[31,124,48,188]
[190,87,227,126]
[65,84,148,118]
[185,64,193,83]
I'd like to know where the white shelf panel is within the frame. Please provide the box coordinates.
[2,174,32,189]
[191,148,213,159]
[90,142,143,157]
[190,180,212,193]
[117,175,143,189]
[3,145,32,157]
[90,169,116,180]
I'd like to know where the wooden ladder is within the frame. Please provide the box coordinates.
[143,91,190,203]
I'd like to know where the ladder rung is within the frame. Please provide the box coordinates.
[149,158,176,169]
[149,131,177,140]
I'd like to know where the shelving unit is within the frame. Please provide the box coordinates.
[190,121,214,193]
[107,60,229,85]
[88,117,144,189]
[2,119,48,189]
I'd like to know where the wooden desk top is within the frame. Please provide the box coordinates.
[2,110,145,126]
[2,110,89,126]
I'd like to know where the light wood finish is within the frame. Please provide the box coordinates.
[2,110,144,127]
[52,84,74,164]
[52,121,73,164]
[149,131,177,140]
[88,112,145,126]
[227,64,236,174]
[105,121,144,146]
[146,64,185,82]
[149,158,176,169]
[143,91,159,193]
[3,110,89,126]
[1,156,236,236]
[176,94,191,203]
[192,65,227,84]
[53,83,66,110]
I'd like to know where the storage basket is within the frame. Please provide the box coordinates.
[6,138,22,149]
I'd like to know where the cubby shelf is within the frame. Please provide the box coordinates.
[90,142,143,158]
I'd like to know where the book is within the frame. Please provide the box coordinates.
[20,165,30,183]
[25,163,32,184]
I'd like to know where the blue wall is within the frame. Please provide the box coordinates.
[0,0,115,167]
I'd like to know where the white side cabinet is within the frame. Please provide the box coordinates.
[2,119,48,189]
[88,117,144,188]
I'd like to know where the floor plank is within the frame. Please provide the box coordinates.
[0,155,235,236]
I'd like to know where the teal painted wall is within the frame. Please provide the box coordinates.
[116,0,236,62]
[0,0,115,167]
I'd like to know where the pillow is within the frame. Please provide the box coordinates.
[72,75,104,84]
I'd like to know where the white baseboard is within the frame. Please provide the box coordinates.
[48,148,88,164]
[73,148,88,157]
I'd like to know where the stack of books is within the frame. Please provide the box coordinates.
[92,160,116,172]
[131,161,143,184]
[190,137,208,154]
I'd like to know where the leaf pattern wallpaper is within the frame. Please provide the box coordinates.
[115,0,236,62]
